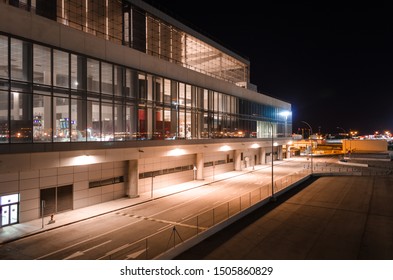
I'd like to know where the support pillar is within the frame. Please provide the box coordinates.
[196,153,204,180]
[278,145,283,160]
[234,149,242,171]
[126,159,139,198]
[260,147,266,164]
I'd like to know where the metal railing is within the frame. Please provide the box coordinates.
[100,169,310,260]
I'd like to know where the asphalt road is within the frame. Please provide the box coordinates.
[0,156,352,260]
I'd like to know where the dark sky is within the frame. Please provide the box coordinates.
[146,1,393,135]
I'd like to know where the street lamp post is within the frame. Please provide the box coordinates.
[270,123,276,201]
[337,126,348,158]
[302,121,313,174]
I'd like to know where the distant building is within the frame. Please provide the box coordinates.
[0,0,292,226]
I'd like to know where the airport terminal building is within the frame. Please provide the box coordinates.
[0,0,292,226]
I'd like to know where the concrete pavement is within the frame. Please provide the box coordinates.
[1,159,299,245]
[175,175,393,259]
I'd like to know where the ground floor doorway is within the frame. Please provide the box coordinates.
[40,185,73,217]
[1,194,19,227]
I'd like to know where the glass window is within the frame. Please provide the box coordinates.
[71,97,86,141]
[101,62,113,95]
[138,73,146,100]
[53,94,70,142]
[33,44,52,85]
[10,90,32,143]
[186,84,192,108]
[147,74,153,101]
[11,38,32,82]
[163,108,173,139]
[125,68,136,98]
[101,99,113,140]
[186,111,191,139]
[53,49,69,88]
[0,35,8,79]
[178,83,185,106]
[0,193,19,205]
[87,58,100,93]
[153,106,163,140]
[33,94,52,142]
[137,107,147,140]
[114,101,124,140]
[178,109,185,139]
[0,90,8,143]
[125,103,136,140]
[71,54,86,90]
[153,77,162,103]
[87,99,100,141]
[114,65,123,96]
[163,79,171,104]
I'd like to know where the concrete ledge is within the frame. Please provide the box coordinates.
[338,160,368,167]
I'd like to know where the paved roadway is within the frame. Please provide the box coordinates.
[2,156,379,260]
[176,175,393,260]
[0,157,334,260]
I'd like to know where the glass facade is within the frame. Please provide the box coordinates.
[7,0,249,85]
[0,34,291,144]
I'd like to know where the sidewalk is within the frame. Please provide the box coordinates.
[0,165,269,244]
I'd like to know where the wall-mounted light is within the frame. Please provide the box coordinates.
[251,143,260,149]
[168,148,186,156]
[72,154,95,166]
[219,145,231,151]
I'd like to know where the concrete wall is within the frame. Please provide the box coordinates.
[0,162,127,223]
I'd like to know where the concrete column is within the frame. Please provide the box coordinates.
[287,146,291,159]
[278,145,283,160]
[260,147,266,164]
[126,159,139,198]
[196,153,204,180]
[234,149,242,171]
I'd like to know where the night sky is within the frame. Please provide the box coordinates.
[145,1,393,136]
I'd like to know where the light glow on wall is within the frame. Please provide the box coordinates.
[167,148,186,156]
[72,155,97,165]
[219,145,231,151]
[251,143,260,149]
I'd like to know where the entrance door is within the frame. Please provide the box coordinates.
[40,185,73,217]
[0,194,19,227]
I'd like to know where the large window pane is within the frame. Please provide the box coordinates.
[71,97,86,141]
[163,79,170,104]
[0,35,8,79]
[114,101,124,140]
[71,54,86,90]
[87,58,99,93]
[114,65,123,96]
[126,103,136,140]
[125,68,136,98]
[10,90,32,143]
[101,100,113,141]
[54,49,69,88]
[11,39,32,82]
[87,99,100,141]
[163,107,173,139]
[0,90,8,143]
[33,45,52,85]
[33,94,52,142]
[101,62,113,95]
[53,94,70,142]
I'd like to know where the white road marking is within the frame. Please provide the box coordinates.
[63,240,112,260]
